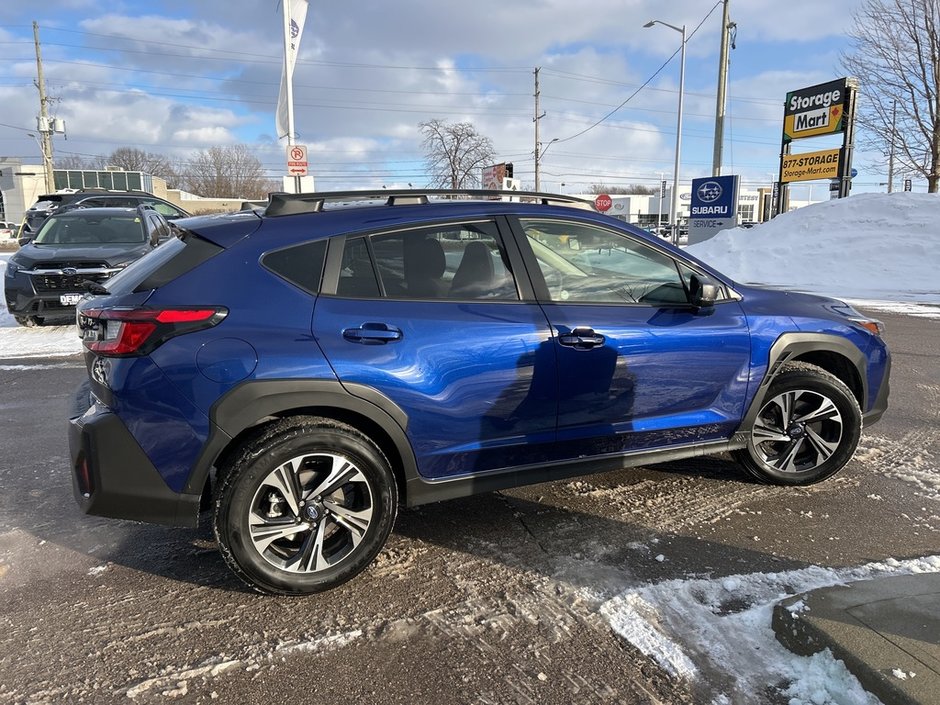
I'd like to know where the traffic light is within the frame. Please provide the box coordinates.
[505,163,513,178]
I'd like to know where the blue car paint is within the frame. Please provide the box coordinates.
[105,356,211,493]
[77,198,890,500]
[314,297,559,478]
[732,284,889,413]
[541,299,752,459]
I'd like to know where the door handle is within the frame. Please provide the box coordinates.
[342,322,403,345]
[558,327,605,349]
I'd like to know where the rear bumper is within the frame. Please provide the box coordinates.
[68,402,201,527]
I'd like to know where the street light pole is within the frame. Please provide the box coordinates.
[645,20,687,245]
[887,100,897,193]
[657,171,664,234]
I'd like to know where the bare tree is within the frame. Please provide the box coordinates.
[183,144,271,198]
[419,120,495,189]
[589,183,656,195]
[55,154,103,170]
[106,147,180,187]
[841,0,940,192]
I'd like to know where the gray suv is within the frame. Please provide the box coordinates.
[6,205,172,326]
[19,190,190,244]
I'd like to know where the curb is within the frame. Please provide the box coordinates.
[773,573,940,705]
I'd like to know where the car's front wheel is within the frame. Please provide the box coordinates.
[214,417,398,595]
[734,363,862,485]
[14,315,43,327]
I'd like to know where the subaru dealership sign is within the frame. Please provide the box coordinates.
[688,175,739,245]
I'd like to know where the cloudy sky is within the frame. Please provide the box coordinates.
[0,0,882,195]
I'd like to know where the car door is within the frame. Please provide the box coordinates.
[313,219,559,480]
[512,216,752,460]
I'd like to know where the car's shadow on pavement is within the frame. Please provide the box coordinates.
[0,361,809,599]
[43,456,815,599]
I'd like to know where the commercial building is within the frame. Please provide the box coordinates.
[0,161,255,226]
[574,185,821,229]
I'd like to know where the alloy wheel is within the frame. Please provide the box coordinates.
[247,452,374,573]
[750,389,844,474]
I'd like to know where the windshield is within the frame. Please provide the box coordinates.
[29,199,61,212]
[33,214,146,245]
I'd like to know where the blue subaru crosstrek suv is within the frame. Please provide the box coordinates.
[68,190,890,595]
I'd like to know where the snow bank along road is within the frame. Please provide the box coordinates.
[0,309,937,705]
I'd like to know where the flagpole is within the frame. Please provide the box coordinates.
[282,0,296,148]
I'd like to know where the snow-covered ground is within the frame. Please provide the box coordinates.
[0,254,83,359]
[597,555,940,705]
[2,193,939,703]
[688,192,940,310]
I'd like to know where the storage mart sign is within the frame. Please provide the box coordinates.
[781,148,842,183]
[783,78,848,143]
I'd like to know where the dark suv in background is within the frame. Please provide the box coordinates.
[68,189,890,596]
[19,189,190,244]
[6,205,172,326]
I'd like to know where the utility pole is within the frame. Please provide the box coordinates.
[33,21,55,194]
[887,100,897,193]
[712,0,733,176]
[533,67,545,192]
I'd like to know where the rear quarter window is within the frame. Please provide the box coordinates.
[261,240,327,294]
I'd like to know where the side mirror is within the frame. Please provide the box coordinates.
[17,236,31,247]
[689,273,720,311]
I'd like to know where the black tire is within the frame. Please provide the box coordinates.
[14,315,43,327]
[213,416,398,595]
[733,362,862,486]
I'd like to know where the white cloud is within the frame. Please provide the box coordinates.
[0,0,875,191]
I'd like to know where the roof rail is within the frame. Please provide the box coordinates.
[264,189,593,217]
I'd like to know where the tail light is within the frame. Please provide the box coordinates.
[80,306,228,356]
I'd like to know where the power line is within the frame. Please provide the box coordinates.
[551,1,724,146]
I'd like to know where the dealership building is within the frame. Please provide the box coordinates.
[0,160,272,226]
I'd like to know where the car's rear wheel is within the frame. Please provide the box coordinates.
[733,363,862,485]
[214,416,397,595]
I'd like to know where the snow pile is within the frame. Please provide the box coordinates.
[0,255,83,358]
[687,192,940,303]
[598,554,940,704]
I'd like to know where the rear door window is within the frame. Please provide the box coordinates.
[333,221,519,301]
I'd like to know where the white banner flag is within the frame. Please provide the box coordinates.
[276,0,309,140]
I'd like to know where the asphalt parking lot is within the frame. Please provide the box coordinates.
[0,308,937,704]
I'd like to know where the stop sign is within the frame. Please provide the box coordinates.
[594,194,612,212]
